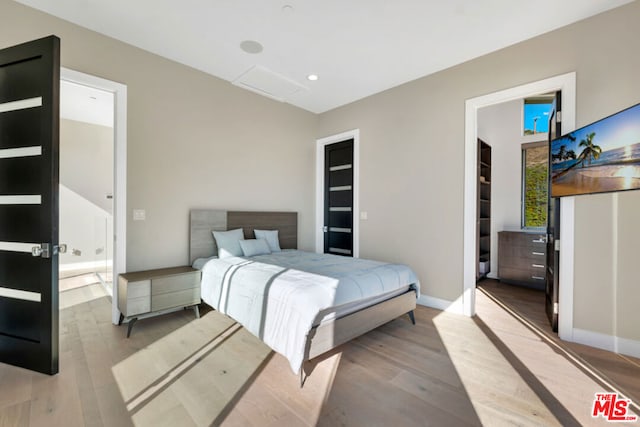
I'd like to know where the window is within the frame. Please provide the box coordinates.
[522,141,548,229]
[523,95,554,135]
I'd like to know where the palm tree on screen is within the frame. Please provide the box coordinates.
[553,145,567,162]
[578,132,602,167]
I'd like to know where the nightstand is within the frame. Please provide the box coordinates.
[117,266,201,337]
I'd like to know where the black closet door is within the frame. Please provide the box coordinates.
[324,139,354,256]
[546,91,561,332]
[0,36,60,374]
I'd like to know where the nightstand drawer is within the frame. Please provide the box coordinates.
[127,296,151,316]
[152,272,200,295]
[128,280,151,299]
[152,288,200,312]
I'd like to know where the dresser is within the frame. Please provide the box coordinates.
[118,266,201,337]
[498,231,546,289]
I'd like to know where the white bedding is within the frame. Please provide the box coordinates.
[201,257,339,373]
[199,250,420,373]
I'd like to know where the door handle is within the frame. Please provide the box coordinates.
[31,243,66,257]
[31,243,50,258]
[323,226,328,233]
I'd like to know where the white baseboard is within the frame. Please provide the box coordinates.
[417,294,464,315]
[60,260,113,272]
[571,328,640,359]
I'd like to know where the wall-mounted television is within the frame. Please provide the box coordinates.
[551,102,640,197]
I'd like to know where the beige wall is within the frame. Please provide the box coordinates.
[0,0,318,271]
[60,119,113,213]
[574,191,640,342]
[613,192,640,341]
[319,2,640,341]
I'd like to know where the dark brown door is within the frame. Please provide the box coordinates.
[324,139,354,256]
[0,36,60,374]
[546,91,561,332]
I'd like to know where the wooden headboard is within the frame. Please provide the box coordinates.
[189,210,298,263]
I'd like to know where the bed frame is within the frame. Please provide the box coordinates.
[189,209,417,365]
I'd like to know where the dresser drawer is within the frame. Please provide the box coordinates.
[128,280,151,299]
[152,288,201,312]
[126,296,151,316]
[503,245,546,260]
[499,231,546,248]
[498,267,546,284]
[500,255,546,270]
[152,272,200,295]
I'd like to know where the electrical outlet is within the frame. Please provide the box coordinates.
[133,209,146,221]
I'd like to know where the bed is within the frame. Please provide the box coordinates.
[189,209,419,375]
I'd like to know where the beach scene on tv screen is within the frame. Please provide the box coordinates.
[551,103,640,197]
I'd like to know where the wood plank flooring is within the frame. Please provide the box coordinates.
[59,273,101,292]
[478,279,640,409]
[59,283,109,310]
[0,287,637,426]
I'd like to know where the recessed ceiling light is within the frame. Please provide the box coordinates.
[282,5,294,14]
[307,74,319,81]
[240,40,263,54]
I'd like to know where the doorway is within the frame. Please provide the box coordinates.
[463,72,576,340]
[60,68,127,325]
[58,80,115,306]
[316,129,360,257]
[474,93,555,327]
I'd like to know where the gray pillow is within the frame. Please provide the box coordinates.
[212,228,244,258]
[254,229,281,252]
[239,239,271,257]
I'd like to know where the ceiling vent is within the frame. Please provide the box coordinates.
[232,65,308,102]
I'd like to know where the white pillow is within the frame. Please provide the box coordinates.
[239,239,271,257]
[254,229,281,252]
[212,228,244,258]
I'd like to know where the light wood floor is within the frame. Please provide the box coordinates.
[0,289,637,426]
[478,279,640,411]
[60,273,101,292]
[59,270,113,295]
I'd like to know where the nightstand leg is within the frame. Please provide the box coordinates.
[126,318,137,338]
[407,310,416,325]
[193,305,200,319]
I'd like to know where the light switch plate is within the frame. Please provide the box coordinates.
[133,209,146,221]
[360,211,368,220]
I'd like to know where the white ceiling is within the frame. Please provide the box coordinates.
[16,0,633,113]
[61,80,114,128]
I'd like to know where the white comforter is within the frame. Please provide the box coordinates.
[200,251,420,373]
[201,257,339,373]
